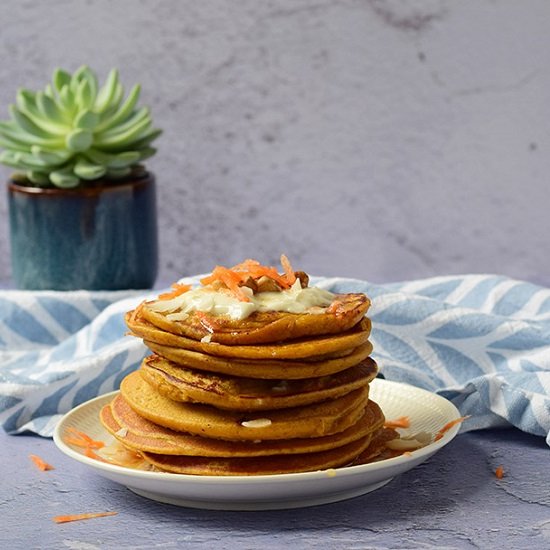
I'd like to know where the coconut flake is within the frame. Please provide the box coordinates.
[115,428,128,438]
[200,334,213,343]
[270,381,289,393]
[386,432,432,451]
[241,418,272,428]
[166,311,189,321]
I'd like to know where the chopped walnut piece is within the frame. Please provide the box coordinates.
[295,271,309,288]
[240,276,259,293]
[255,276,283,293]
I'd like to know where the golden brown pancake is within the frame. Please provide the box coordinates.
[143,340,373,380]
[138,292,370,345]
[140,434,374,475]
[120,370,369,440]
[100,395,385,457]
[126,308,372,360]
[139,354,378,410]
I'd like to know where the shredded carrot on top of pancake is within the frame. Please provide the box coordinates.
[158,283,192,300]
[200,255,297,301]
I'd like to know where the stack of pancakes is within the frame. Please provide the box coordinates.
[100,271,390,475]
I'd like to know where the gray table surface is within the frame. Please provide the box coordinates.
[1,425,549,549]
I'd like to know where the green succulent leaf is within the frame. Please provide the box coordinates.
[125,128,163,150]
[85,148,140,168]
[50,167,80,188]
[95,116,152,149]
[96,84,140,132]
[96,106,150,141]
[137,146,157,161]
[0,120,64,148]
[75,79,94,110]
[36,92,69,126]
[53,69,72,94]
[95,68,120,113]
[0,66,160,188]
[65,129,93,152]
[74,109,99,129]
[10,104,54,138]
[16,91,68,135]
[0,135,29,152]
[106,166,132,179]
[27,170,51,185]
[73,156,107,180]
[58,84,76,113]
[30,145,71,165]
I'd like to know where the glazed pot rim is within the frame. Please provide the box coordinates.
[8,170,154,196]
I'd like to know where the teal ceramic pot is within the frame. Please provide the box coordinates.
[7,171,158,290]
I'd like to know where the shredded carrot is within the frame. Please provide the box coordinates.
[158,282,191,300]
[53,511,117,524]
[29,454,54,471]
[201,266,251,301]
[434,416,470,441]
[64,427,105,449]
[325,299,344,314]
[199,255,296,301]
[194,310,222,331]
[384,416,411,429]
[280,254,296,286]
[495,465,505,479]
[84,447,111,463]
[64,437,105,449]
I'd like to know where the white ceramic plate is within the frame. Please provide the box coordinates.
[53,379,461,511]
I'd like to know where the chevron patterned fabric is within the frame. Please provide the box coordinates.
[1,275,549,446]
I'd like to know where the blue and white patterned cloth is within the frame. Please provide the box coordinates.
[1,274,549,446]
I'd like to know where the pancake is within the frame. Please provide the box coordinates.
[139,292,370,345]
[139,354,378,410]
[100,395,385,457]
[143,340,373,380]
[120,370,369,440]
[140,434,374,475]
[126,308,372,360]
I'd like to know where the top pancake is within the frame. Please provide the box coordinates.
[137,291,370,345]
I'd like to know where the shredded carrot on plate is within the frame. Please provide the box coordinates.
[495,465,505,479]
[64,427,105,449]
[84,447,111,463]
[158,282,191,300]
[53,512,117,524]
[434,416,470,441]
[29,454,54,471]
[384,416,411,429]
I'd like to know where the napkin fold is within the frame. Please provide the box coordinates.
[1,275,549,446]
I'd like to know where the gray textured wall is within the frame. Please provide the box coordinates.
[0,0,549,287]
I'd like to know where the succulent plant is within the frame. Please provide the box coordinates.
[0,66,161,188]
